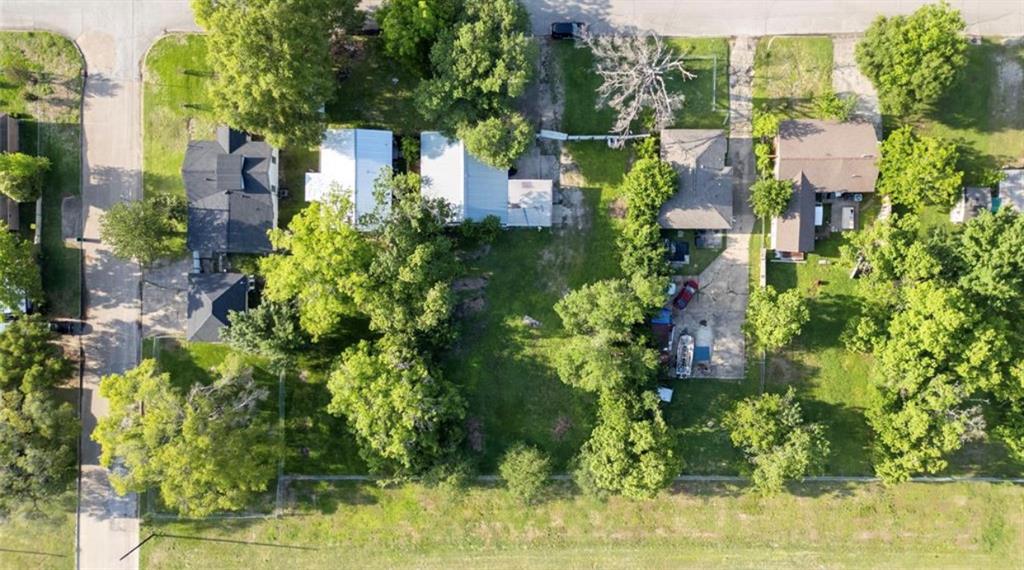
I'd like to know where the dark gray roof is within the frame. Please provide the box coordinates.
[1,196,20,231]
[0,114,18,153]
[218,125,248,154]
[658,129,733,230]
[186,272,248,342]
[183,128,277,254]
[773,177,815,253]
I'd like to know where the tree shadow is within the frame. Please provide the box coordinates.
[797,293,862,351]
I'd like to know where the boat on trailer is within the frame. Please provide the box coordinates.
[676,332,694,378]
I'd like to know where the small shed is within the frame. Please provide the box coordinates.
[950,187,993,224]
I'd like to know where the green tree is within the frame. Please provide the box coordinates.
[555,279,649,344]
[618,157,677,280]
[573,390,679,499]
[0,152,50,202]
[192,0,348,147]
[813,91,856,121]
[377,0,461,71]
[416,0,535,127]
[100,200,185,266]
[0,226,41,310]
[752,111,781,139]
[855,2,967,115]
[749,177,793,221]
[498,443,551,504]
[221,299,307,371]
[724,388,829,494]
[327,341,465,474]
[0,315,77,514]
[260,195,373,339]
[94,358,279,516]
[743,285,810,353]
[458,112,535,169]
[878,126,962,209]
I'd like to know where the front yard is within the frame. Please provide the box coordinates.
[0,31,83,317]
[753,36,833,117]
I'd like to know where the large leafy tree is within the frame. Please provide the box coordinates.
[222,299,307,371]
[457,113,535,170]
[0,153,50,202]
[327,341,465,474]
[0,315,77,514]
[261,195,372,339]
[573,390,680,499]
[0,226,41,309]
[878,126,963,209]
[192,0,350,147]
[743,285,810,353]
[619,157,677,280]
[749,177,793,221]
[725,388,829,494]
[94,357,279,516]
[100,199,186,266]
[855,2,967,115]
[377,0,461,71]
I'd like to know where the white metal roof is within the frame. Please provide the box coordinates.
[420,132,508,224]
[507,179,553,227]
[999,169,1024,213]
[305,128,392,225]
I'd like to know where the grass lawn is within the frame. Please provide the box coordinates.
[0,507,76,570]
[141,480,1024,569]
[0,31,83,317]
[918,39,1024,176]
[753,36,833,117]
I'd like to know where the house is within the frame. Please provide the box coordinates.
[186,272,249,342]
[182,126,279,255]
[657,129,733,231]
[771,119,879,258]
[305,128,393,226]
[998,169,1024,212]
[950,187,993,223]
[0,113,20,232]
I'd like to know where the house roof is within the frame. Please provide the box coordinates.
[951,187,993,223]
[183,128,277,254]
[773,177,815,253]
[999,169,1024,213]
[186,273,248,342]
[657,129,733,230]
[507,179,553,227]
[0,114,17,153]
[0,196,19,231]
[776,119,878,195]
[305,128,393,225]
[420,132,508,224]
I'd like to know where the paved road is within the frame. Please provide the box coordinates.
[0,2,196,569]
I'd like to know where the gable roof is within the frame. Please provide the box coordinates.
[305,128,393,225]
[657,129,733,230]
[186,273,248,342]
[183,129,277,254]
[772,176,815,253]
[776,119,878,195]
[420,132,508,224]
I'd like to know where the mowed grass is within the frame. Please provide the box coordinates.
[141,480,1024,569]
[0,31,83,317]
[754,36,833,117]
[0,508,76,570]
[143,34,217,200]
[918,39,1024,177]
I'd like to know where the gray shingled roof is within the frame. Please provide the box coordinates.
[183,129,276,254]
[186,273,248,342]
[773,177,816,253]
[658,129,733,230]
[776,119,879,195]
[0,114,17,153]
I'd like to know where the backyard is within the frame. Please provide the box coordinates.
[0,31,83,317]
[141,480,1024,569]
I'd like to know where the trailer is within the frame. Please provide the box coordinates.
[676,333,694,378]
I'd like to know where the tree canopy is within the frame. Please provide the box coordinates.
[192,0,348,147]
[0,152,50,202]
[0,226,41,309]
[222,299,307,371]
[618,156,677,280]
[100,198,186,266]
[94,357,279,516]
[498,443,551,504]
[878,126,963,209]
[457,113,535,170]
[743,285,809,353]
[377,0,461,71]
[855,2,968,115]
[749,177,794,221]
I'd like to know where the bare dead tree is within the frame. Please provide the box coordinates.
[582,31,695,139]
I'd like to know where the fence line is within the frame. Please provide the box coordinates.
[279,473,1024,485]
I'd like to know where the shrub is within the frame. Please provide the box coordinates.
[754,142,773,177]
[752,111,781,140]
[499,444,551,504]
[813,91,856,121]
[0,152,50,202]
[748,176,793,221]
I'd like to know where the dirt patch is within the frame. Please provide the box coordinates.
[452,276,490,292]
[552,415,573,441]
[608,197,627,219]
[992,43,1024,127]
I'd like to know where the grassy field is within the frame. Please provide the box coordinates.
[0,507,76,570]
[918,39,1024,179]
[141,480,1024,569]
[0,31,83,317]
[753,36,833,117]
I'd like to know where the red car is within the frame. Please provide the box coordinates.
[673,280,699,310]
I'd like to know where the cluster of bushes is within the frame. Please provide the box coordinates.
[749,113,794,223]
[379,0,537,169]
[618,137,676,282]
[0,152,49,202]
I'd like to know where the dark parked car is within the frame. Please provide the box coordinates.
[550,21,585,40]
[50,319,85,335]
[673,280,700,310]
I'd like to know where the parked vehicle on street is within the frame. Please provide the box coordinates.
[673,279,699,310]
[550,21,585,40]
[50,319,84,335]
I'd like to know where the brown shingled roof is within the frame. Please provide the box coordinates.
[776,119,878,195]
